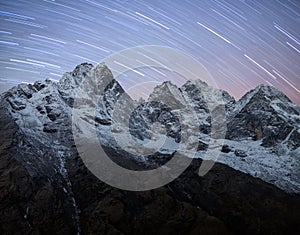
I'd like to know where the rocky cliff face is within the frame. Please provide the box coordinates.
[0,62,300,234]
[227,84,300,150]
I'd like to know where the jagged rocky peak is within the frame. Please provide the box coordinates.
[64,62,136,127]
[93,62,113,81]
[253,84,292,102]
[3,79,56,113]
[233,84,299,117]
[228,84,300,150]
[234,84,292,113]
[57,62,128,115]
[58,63,93,91]
[149,81,180,97]
[71,62,93,79]
[58,62,115,94]
[181,79,236,114]
[87,63,122,101]
[148,81,186,109]
[3,61,130,134]
[181,79,208,91]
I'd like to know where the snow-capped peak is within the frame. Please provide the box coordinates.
[233,84,292,115]
[182,79,208,90]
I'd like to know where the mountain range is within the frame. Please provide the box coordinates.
[0,62,299,234]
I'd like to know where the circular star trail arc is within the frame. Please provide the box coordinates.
[0,0,299,104]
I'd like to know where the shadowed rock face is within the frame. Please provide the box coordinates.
[0,101,78,234]
[67,151,300,235]
[227,85,300,149]
[0,63,300,234]
[129,100,182,142]
[0,103,229,234]
[1,115,300,235]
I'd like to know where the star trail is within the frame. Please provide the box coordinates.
[0,0,299,104]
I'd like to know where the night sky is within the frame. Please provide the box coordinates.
[0,0,299,104]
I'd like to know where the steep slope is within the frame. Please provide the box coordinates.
[0,93,80,234]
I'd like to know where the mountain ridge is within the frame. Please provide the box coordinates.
[2,62,299,187]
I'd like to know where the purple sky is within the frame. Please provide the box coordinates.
[0,0,299,104]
